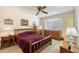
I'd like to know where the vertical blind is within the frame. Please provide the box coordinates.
[45,18,63,31]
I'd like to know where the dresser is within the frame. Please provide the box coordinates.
[44,30,62,40]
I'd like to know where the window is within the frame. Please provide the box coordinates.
[45,18,63,31]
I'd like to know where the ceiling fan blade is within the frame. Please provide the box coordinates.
[36,10,40,15]
[42,6,46,9]
[42,11,48,14]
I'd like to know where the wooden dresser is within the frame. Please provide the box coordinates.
[36,29,62,40]
[44,30,62,40]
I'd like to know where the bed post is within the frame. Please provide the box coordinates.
[50,36,52,45]
[14,30,16,44]
[50,38,52,45]
[29,41,32,53]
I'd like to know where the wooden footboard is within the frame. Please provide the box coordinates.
[29,35,52,53]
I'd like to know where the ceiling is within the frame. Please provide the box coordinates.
[14,6,75,18]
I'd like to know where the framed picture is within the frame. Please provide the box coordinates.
[21,19,28,26]
[4,18,13,25]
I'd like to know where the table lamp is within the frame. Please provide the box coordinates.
[65,27,79,50]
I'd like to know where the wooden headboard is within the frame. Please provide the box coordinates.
[14,28,33,35]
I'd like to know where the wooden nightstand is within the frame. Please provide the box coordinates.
[33,26,37,33]
[0,36,10,50]
[0,35,15,50]
[60,40,79,53]
[8,35,15,45]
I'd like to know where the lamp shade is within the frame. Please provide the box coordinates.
[65,27,79,36]
[32,21,36,26]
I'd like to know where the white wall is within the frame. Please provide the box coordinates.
[74,7,79,48]
[0,7,40,35]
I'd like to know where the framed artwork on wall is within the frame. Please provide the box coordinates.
[4,18,13,25]
[21,19,28,26]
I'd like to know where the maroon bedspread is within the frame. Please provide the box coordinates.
[16,31,45,53]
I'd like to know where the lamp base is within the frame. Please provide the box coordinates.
[68,45,71,50]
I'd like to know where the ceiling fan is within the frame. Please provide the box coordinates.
[36,6,48,16]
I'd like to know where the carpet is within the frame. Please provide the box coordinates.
[0,39,62,53]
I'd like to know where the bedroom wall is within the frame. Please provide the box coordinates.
[0,7,40,35]
[40,11,74,39]
[74,7,79,48]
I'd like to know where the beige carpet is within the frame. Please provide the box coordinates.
[0,39,62,53]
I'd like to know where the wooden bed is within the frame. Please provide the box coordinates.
[14,28,52,53]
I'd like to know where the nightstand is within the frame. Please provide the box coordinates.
[60,40,79,53]
[0,36,10,50]
[0,35,15,50]
[8,35,15,45]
